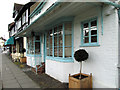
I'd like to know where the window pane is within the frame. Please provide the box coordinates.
[65,35,72,46]
[83,29,89,36]
[83,23,88,28]
[50,48,52,56]
[35,36,40,40]
[91,20,97,27]
[35,42,40,54]
[54,36,57,46]
[59,35,62,47]
[47,48,49,56]
[65,22,72,34]
[84,37,89,43]
[46,38,49,47]
[58,25,63,33]
[91,36,97,42]
[91,29,97,35]
[54,27,57,37]
[50,37,52,48]
[30,42,34,54]
[54,27,57,47]
[65,47,72,57]
[54,47,57,57]
[59,47,63,57]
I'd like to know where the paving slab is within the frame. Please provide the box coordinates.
[2,54,40,88]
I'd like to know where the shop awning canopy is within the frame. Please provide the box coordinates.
[4,36,14,46]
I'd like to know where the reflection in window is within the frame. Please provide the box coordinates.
[64,22,72,57]
[82,19,98,45]
[47,30,53,56]
[46,22,72,58]
[27,36,41,55]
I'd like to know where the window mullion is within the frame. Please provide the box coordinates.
[49,32,50,56]
[89,22,91,43]
[40,36,41,55]
[34,36,35,55]
[52,28,54,57]
[57,26,59,57]
[63,23,65,58]
[72,22,74,58]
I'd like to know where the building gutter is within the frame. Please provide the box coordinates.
[99,0,120,8]
[15,1,60,37]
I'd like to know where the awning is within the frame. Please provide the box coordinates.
[4,36,14,46]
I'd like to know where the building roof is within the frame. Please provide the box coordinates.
[0,37,6,41]
[15,2,35,21]
[8,22,15,31]
[13,3,24,18]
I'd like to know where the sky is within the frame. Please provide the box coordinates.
[0,0,30,40]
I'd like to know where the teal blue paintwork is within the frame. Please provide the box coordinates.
[26,36,42,57]
[80,44,100,47]
[15,1,60,37]
[45,20,74,62]
[5,36,14,45]
[72,22,74,59]
[26,54,41,57]
[43,34,46,62]
[118,9,120,20]
[62,23,65,58]
[103,0,120,8]
[45,16,74,30]
[101,6,104,35]
[29,0,47,18]
[81,17,99,47]
[46,56,74,63]
[52,28,54,57]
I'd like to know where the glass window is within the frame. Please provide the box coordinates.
[46,30,52,56]
[46,22,72,58]
[27,36,41,55]
[64,22,72,57]
[81,18,98,45]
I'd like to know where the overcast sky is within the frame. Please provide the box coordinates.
[0,0,30,40]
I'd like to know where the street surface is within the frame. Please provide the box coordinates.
[0,49,40,88]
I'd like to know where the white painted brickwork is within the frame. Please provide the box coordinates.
[46,5,119,88]
[27,56,42,68]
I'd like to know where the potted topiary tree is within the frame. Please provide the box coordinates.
[20,48,26,63]
[69,49,92,88]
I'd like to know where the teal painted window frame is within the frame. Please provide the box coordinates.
[26,36,41,57]
[46,22,74,63]
[80,17,99,47]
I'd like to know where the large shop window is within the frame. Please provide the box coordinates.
[27,36,41,55]
[46,22,73,59]
[81,18,99,46]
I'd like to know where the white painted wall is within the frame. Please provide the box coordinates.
[27,56,42,68]
[46,5,119,88]
[23,37,26,57]
[30,0,58,24]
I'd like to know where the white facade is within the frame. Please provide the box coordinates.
[45,5,119,88]
[23,1,120,88]
[30,0,57,24]
[27,56,42,68]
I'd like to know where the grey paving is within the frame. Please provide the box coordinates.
[1,53,40,88]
